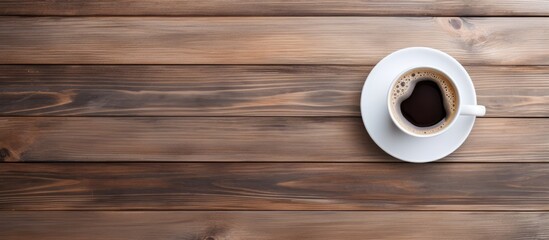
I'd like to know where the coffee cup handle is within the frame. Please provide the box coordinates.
[461,105,486,117]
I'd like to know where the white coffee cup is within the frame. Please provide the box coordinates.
[387,66,485,138]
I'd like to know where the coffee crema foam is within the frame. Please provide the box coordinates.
[390,68,458,135]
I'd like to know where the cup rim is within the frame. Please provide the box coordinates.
[386,66,462,138]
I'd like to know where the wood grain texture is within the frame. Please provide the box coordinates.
[0,117,547,162]
[1,163,549,210]
[1,0,548,16]
[1,17,548,65]
[1,65,548,117]
[1,211,548,240]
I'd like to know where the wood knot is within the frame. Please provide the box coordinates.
[203,237,215,240]
[0,148,10,161]
[449,18,462,29]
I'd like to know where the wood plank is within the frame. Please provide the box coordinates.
[1,163,549,210]
[1,0,548,16]
[0,117,547,162]
[1,17,548,65]
[1,212,548,239]
[1,65,547,117]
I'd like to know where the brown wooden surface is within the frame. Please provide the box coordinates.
[2,163,549,211]
[1,17,548,65]
[0,117,547,162]
[1,0,548,238]
[1,0,549,16]
[1,65,548,117]
[1,211,548,240]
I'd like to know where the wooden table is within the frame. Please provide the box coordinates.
[1,1,549,239]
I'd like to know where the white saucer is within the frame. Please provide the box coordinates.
[360,47,478,163]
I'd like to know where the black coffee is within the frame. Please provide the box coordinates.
[389,68,458,135]
[400,80,446,127]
